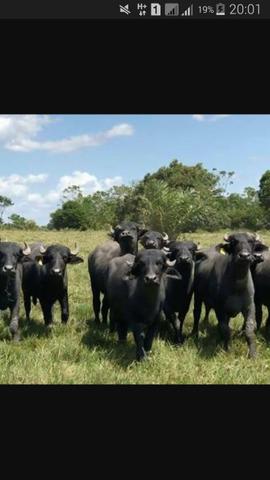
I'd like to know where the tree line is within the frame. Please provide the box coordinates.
[2,160,270,237]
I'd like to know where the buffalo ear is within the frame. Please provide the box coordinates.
[131,260,140,276]
[34,255,44,264]
[168,249,177,261]
[138,228,149,238]
[195,251,208,261]
[69,255,84,264]
[215,243,231,255]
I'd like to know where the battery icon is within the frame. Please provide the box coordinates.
[216,3,225,15]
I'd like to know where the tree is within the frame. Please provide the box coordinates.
[61,185,84,203]
[258,170,270,209]
[143,160,220,194]
[8,214,39,230]
[48,201,90,230]
[0,195,14,224]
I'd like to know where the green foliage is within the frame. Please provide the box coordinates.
[258,170,270,209]
[47,160,270,234]
[48,201,90,230]
[7,214,39,231]
[143,160,219,194]
[0,195,14,223]
[226,189,266,230]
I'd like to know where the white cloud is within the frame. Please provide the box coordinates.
[0,171,123,224]
[56,171,123,197]
[192,114,205,122]
[0,173,48,198]
[209,114,230,122]
[102,176,123,189]
[0,115,134,153]
[192,114,230,122]
[0,115,50,142]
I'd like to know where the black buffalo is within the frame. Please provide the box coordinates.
[139,231,169,250]
[192,232,267,358]
[164,241,199,344]
[0,241,31,341]
[107,249,177,361]
[250,247,270,333]
[22,243,83,326]
[88,221,146,325]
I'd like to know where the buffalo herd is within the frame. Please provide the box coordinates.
[0,223,270,361]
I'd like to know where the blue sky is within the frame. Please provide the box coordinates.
[0,114,270,225]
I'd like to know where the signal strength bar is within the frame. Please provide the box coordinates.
[181,4,193,16]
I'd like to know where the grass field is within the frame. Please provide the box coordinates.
[1,228,270,384]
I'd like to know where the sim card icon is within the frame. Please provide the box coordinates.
[151,3,161,15]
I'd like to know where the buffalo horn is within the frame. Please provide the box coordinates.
[22,242,31,255]
[71,243,80,255]
[39,244,47,254]
[166,259,176,267]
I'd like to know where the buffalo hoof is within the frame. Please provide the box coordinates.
[248,349,257,359]
[136,355,147,362]
[136,349,147,362]
[46,323,53,331]
[12,332,21,343]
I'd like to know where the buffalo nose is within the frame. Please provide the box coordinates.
[52,268,61,275]
[181,255,190,261]
[3,265,14,272]
[121,230,130,237]
[145,274,157,283]
[239,251,250,259]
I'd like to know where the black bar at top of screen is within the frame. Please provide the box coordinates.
[0,0,269,19]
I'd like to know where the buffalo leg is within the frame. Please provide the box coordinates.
[192,296,202,337]
[23,291,31,322]
[92,286,101,324]
[255,302,263,331]
[109,309,116,333]
[242,305,256,358]
[40,300,53,326]
[265,306,270,338]
[101,295,109,325]
[59,291,69,323]
[116,320,128,343]
[217,312,231,351]
[9,300,21,342]
[202,304,211,330]
[132,323,146,361]
[144,318,160,353]
[167,312,183,344]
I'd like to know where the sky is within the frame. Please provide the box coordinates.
[0,114,270,225]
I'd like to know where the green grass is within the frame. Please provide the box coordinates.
[1,228,270,384]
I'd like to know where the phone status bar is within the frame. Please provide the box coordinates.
[118,2,263,18]
[0,0,267,19]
